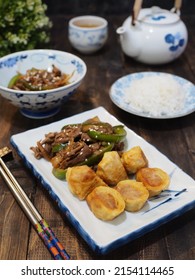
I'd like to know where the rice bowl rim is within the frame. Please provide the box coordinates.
[0,49,87,95]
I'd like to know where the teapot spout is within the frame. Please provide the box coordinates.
[116,26,126,35]
[116,24,141,58]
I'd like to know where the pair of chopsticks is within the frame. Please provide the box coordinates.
[0,147,70,260]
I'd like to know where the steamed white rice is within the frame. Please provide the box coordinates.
[124,75,185,117]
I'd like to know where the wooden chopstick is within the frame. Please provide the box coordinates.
[0,157,70,260]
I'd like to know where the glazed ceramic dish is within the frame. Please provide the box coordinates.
[0,49,87,119]
[110,72,195,119]
[116,6,188,64]
[68,15,108,54]
[11,107,195,254]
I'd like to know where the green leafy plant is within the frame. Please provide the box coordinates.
[0,0,52,57]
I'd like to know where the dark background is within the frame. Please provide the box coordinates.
[44,0,195,16]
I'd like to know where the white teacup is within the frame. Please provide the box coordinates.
[68,15,108,54]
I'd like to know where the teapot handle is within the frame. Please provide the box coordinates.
[172,0,182,14]
[131,0,143,25]
[131,0,183,25]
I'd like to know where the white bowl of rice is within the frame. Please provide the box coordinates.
[110,72,195,119]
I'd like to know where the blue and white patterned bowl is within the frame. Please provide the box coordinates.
[68,15,108,54]
[0,49,87,118]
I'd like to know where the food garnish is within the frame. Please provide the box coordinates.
[8,65,73,91]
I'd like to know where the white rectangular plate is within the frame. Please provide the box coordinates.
[10,107,195,254]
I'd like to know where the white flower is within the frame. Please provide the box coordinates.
[0,0,52,56]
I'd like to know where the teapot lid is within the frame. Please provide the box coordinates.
[138,7,180,25]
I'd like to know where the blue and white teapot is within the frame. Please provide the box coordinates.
[116,0,188,64]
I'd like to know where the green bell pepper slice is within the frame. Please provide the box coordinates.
[78,142,114,166]
[87,125,126,143]
[81,122,113,133]
[52,167,67,180]
[61,123,81,131]
[52,142,114,180]
[20,80,43,91]
[8,73,22,88]
[52,143,67,153]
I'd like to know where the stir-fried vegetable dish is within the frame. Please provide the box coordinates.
[8,65,73,91]
[30,116,127,180]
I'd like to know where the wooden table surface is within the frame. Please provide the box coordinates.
[0,15,195,260]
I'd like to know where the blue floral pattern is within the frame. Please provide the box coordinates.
[151,15,166,21]
[165,33,185,52]
[69,26,107,52]
[71,59,84,74]
[0,55,27,69]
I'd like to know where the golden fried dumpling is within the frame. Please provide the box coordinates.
[96,151,128,186]
[86,186,125,221]
[115,180,149,212]
[66,165,107,200]
[136,167,170,197]
[121,146,148,174]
